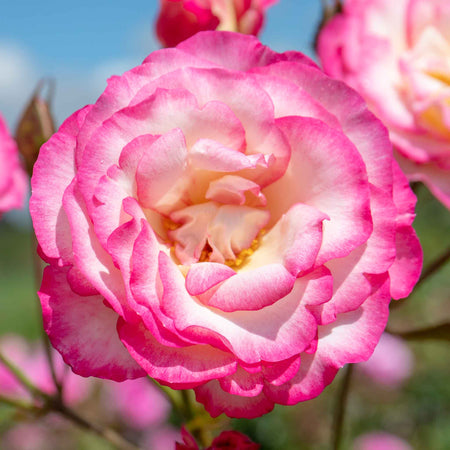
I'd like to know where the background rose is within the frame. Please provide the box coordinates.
[357,333,414,387]
[30,31,422,419]
[317,0,450,209]
[156,0,278,47]
[0,113,27,217]
[102,378,171,429]
[353,432,412,450]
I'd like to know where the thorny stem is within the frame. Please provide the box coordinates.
[332,364,354,450]
[0,350,141,450]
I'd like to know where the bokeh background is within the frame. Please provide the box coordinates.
[1,1,449,449]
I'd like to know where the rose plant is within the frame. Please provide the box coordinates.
[318,0,450,209]
[0,113,27,217]
[156,0,277,47]
[30,31,422,419]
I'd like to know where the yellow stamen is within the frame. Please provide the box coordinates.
[162,217,180,231]
[225,229,266,269]
[425,70,450,85]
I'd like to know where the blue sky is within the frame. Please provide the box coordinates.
[0,0,322,127]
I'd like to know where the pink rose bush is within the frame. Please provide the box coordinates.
[156,0,277,47]
[0,113,27,216]
[30,31,422,419]
[318,0,450,209]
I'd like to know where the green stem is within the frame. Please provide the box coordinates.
[0,351,141,449]
[0,351,49,400]
[181,390,211,448]
[0,394,38,412]
[332,364,354,450]
[30,230,63,399]
[50,398,140,450]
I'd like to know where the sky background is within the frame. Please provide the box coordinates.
[0,0,322,128]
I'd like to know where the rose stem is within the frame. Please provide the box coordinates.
[331,363,354,450]
[30,217,63,399]
[17,80,63,398]
[0,350,141,450]
[181,389,211,448]
[0,394,39,412]
[0,350,45,399]
[50,399,141,450]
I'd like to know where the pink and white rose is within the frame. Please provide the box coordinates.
[0,113,27,216]
[156,0,277,47]
[318,0,450,209]
[31,31,422,419]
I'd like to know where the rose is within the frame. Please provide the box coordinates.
[177,428,260,450]
[0,113,27,216]
[156,0,277,47]
[30,31,422,419]
[317,0,450,209]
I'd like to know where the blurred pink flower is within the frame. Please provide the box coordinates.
[142,426,181,450]
[353,432,413,450]
[358,333,414,387]
[3,422,50,450]
[103,378,170,429]
[0,113,27,216]
[0,335,91,405]
[318,0,450,209]
[155,0,278,47]
[2,415,71,450]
